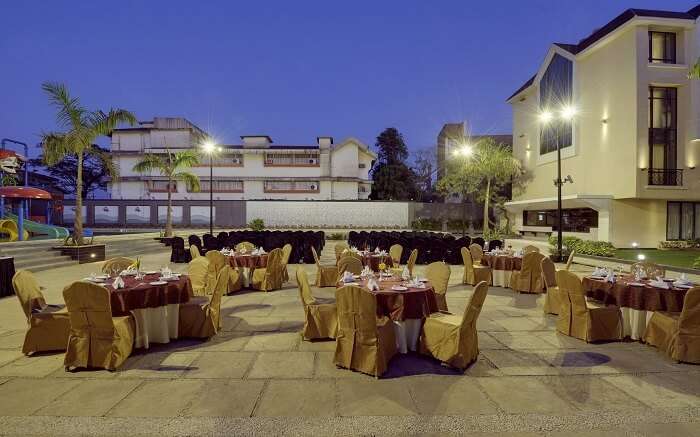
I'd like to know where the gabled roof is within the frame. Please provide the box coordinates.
[507,4,700,102]
[332,137,377,158]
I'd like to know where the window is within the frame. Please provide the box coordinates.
[648,86,679,185]
[193,180,243,193]
[359,163,366,168]
[263,180,319,192]
[523,208,598,232]
[667,201,700,240]
[649,32,676,64]
[147,181,177,192]
[539,54,573,155]
[195,153,243,166]
[358,185,368,193]
[264,152,320,166]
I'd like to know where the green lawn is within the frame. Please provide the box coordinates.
[614,248,700,269]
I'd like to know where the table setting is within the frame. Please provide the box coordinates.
[481,249,523,287]
[222,246,268,287]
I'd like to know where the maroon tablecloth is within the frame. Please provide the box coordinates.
[337,277,437,321]
[582,276,689,312]
[228,254,268,269]
[106,274,191,316]
[361,254,394,272]
[482,254,522,271]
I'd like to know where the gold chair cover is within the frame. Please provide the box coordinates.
[281,243,292,282]
[102,257,135,274]
[461,247,491,286]
[13,270,70,355]
[631,261,665,279]
[426,261,451,312]
[510,252,545,293]
[334,285,397,377]
[334,242,350,263]
[190,245,201,259]
[188,257,210,296]
[179,265,230,338]
[522,245,540,254]
[312,246,338,287]
[406,249,418,276]
[468,243,483,264]
[565,250,575,271]
[63,281,135,371]
[389,244,403,265]
[338,256,363,276]
[296,269,337,340]
[205,250,228,293]
[556,270,622,342]
[541,257,561,315]
[235,241,255,252]
[419,281,489,369]
[644,287,700,363]
[251,248,284,291]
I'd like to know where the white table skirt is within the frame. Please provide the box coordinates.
[492,270,513,288]
[392,319,422,354]
[620,307,654,340]
[131,303,180,349]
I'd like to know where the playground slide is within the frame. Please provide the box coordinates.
[0,219,29,241]
[3,213,69,239]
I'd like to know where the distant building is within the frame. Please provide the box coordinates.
[109,117,376,201]
[506,5,700,247]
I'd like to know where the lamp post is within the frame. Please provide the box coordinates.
[202,141,221,235]
[539,106,576,262]
[451,144,473,237]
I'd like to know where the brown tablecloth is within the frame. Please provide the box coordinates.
[481,254,522,271]
[107,274,191,316]
[338,277,437,321]
[582,276,689,312]
[228,254,268,269]
[361,254,394,272]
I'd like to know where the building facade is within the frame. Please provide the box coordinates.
[506,5,700,248]
[109,117,376,201]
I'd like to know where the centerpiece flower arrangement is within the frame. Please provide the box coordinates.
[378,262,387,280]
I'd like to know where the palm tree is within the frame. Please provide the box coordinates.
[41,82,136,244]
[689,58,700,79]
[133,150,201,237]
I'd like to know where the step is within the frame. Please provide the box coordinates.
[15,258,77,273]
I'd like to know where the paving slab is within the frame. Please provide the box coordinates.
[247,352,314,379]
[408,377,497,415]
[107,379,205,417]
[490,331,562,350]
[477,376,576,414]
[36,379,142,416]
[536,375,647,411]
[0,378,79,415]
[182,351,256,379]
[242,332,300,351]
[337,379,418,416]
[314,351,368,379]
[183,379,264,417]
[0,353,64,377]
[0,350,23,367]
[173,331,253,352]
[602,374,700,408]
[298,339,336,352]
[480,349,560,375]
[0,331,24,350]
[117,351,200,379]
[254,380,336,417]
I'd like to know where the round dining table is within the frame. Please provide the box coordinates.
[104,273,192,349]
[481,253,522,287]
[360,253,394,272]
[582,275,692,340]
[339,276,438,353]
[226,253,268,287]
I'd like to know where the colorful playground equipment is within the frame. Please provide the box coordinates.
[0,187,68,241]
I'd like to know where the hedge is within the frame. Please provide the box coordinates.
[547,235,615,257]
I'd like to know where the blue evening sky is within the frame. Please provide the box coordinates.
[1,0,696,158]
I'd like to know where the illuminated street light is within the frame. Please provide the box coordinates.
[539,110,554,124]
[201,139,221,235]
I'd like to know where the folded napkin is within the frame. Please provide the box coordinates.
[366,278,379,291]
[112,276,125,289]
[605,271,616,283]
[120,268,136,276]
[649,280,670,289]
[401,266,410,281]
[342,271,354,283]
[374,247,380,253]
[674,273,691,285]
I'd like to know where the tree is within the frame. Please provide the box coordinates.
[411,148,439,202]
[132,150,201,237]
[438,138,523,232]
[689,59,700,79]
[31,146,114,199]
[370,128,419,200]
[40,82,136,244]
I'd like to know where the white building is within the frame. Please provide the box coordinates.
[506,5,700,248]
[110,117,376,201]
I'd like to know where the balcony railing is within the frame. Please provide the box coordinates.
[648,168,683,186]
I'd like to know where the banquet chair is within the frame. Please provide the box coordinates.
[296,269,337,340]
[235,241,255,252]
[488,239,503,251]
[206,250,241,294]
[426,262,451,312]
[13,270,70,355]
[311,246,338,287]
[541,257,561,315]
[644,286,700,364]
[334,242,350,263]
[631,261,665,279]
[179,265,231,339]
[469,243,484,264]
[170,236,191,263]
[510,252,545,293]
[565,250,575,271]
[188,257,210,296]
[337,255,363,276]
[461,247,491,286]
[522,245,540,254]
[334,284,397,377]
[280,243,293,283]
[251,248,284,292]
[190,244,201,259]
[556,270,622,342]
[102,257,135,274]
[405,249,418,276]
[419,281,488,370]
[389,244,403,266]
[63,281,135,371]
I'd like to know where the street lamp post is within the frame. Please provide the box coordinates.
[202,141,221,235]
[539,106,576,262]
[451,144,473,237]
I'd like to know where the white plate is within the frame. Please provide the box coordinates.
[417,277,428,282]
[675,284,694,289]
[588,276,606,280]
[83,278,104,283]
[391,285,408,291]
[161,276,179,282]
[380,273,393,277]
[627,282,646,287]
[145,271,158,275]
[149,281,167,286]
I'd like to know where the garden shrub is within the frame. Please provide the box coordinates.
[693,256,700,269]
[548,235,615,257]
[248,218,265,231]
[327,232,346,240]
[658,240,689,250]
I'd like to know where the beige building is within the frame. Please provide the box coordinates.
[506,5,700,248]
[109,117,375,201]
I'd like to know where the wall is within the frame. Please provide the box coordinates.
[246,201,409,228]
[609,198,667,248]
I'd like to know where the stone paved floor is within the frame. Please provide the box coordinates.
[0,244,698,436]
